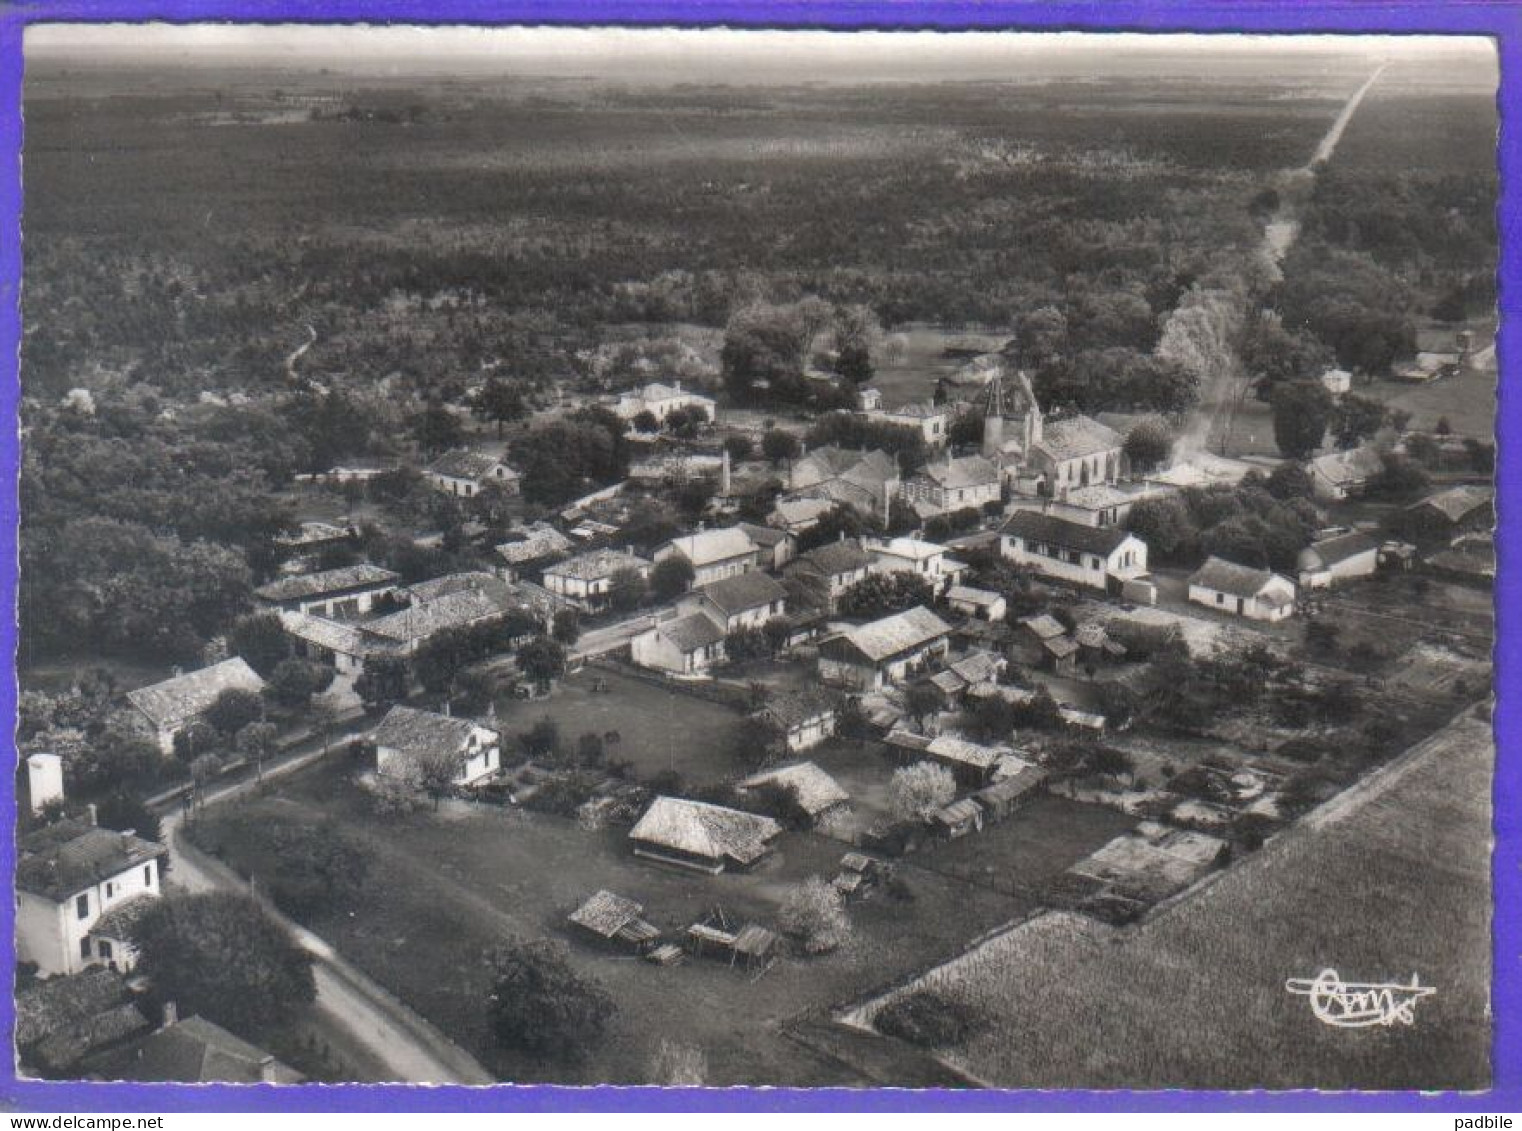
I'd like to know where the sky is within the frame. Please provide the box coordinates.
[24,25,1499,86]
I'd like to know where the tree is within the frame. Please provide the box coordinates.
[517,635,567,688]
[131,892,316,1035]
[355,655,410,711]
[261,821,369,915]
[836,572,933,619]
[904,683,946,729]
[94,791,162,845]
[1271,381,1334,459]
[1331,393,1388,450]
[606,568,647,614]
[227,613,291,677]
[485,937,616,1061]
[779,876,852,954]
[1265,462,1314,501]
[518,717,561,762]
[630,409,660,434]
[395,743,465,810]
[471,378,527,439]
[648,556,696,603]
[235,721,279,779]
[265,659,334,710]
[411,403,464,456]
[1123,417,1173,474]
[889,761,956,822]
[551,609,581,646]
[761,429,801,464]
[1126,495,1198,562]
[723,434,754,463]
[204,688,263,736]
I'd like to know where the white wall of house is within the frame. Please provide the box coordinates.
[784,714,835,751]
[1187,580,1296,622]
[18,861,161,977]
[377,723,500,786]
[1300,548,1379,590]
[949,594,1008,621]
[1000,534,1145,592]
[630,628,722,674]
[296,585,395,619]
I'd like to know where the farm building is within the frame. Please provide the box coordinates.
[817,606,954,691]
[567,890,661,952]
[751,689,839,752]
[628,796,783,874]
[542,549,652,611]
[999,511,1147,593]
[372,705,500,787]
[1103,615,1183,659]
[272,520,356,559]
[738,762,851,822]
[1307,445,1384,502]
[1032,483,1138,529]
[360,582,520,655]
[929,650,1005,697]
[255,563,400,618]
[930,798,984,839]
[15,969,150,1079]
[655,527,760,587]
[973,762,1048,822]
[629,612,727,676]
[1188,557,1297,622]
[1402,485,1494,544]
[946,585,1007,622]
[678,570,787,633]
[424,449,521,498]
[1297,531,1381,589]
[685,911,779,972]
[126,659,266,757]
[924,734,1014,786]
[281,611,383,677]
[785,447,900,522]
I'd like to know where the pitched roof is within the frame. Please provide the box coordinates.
[874,401,944,420]
[495,523,573,564]
[737,522,790,549]
[1189,556,1290,600]
[661,527,758,567]
[870,536,948,562]
[1034,415,1122,462]
[695,571,787,616]
[1302,530,1381,569]
[17,821,167,902]
[919,454,999,490]
[789,539,874,578]
[629,796,781,865]
[1061,484,1132,510]
[568,890,644,938]
[279,610,380,658]
[1000,510,1135,557]
[427,449,515,481]
[770,498,836,528]
[125,659,265,733]
[844,605,953,662]
[1308,445,1384,486]
[363,587,512,644]
[16,969,134,1048]
[753,688,840,730]
[738,762,850,816]
[655,612,726,653]
[947,585,1002,607]
[372,705,493,765]
[119,1015,303,1084]
[255,563,399,604]
[1020,614,1068,640]
[405,571,514,605]
[543,549,650,582]
[1410,484,1494,523]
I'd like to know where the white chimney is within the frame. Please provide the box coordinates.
[259,1056,281,1084]
[161,1001,178,1028]
[86,802,98,827]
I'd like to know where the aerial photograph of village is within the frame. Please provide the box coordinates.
[12,25,1497,1091]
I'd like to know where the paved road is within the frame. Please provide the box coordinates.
[159,729,496,1085]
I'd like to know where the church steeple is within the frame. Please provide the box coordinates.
[982,373,1007,459]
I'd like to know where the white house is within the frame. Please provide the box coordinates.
[1320,367,1353,396]
[900,454,1001,515]
[865,536,967,595]
[999,511,1148,593]
[864,401,950,447]
[1298,531,1382,590]
[1307,446,1384,502]
[750,690,839,752]
[945,585,1007,622]
[630,612,727,676]
[424,449,521,498]
[737,522,797,570]
[372,705,501,786]
[17,818,166,976]
[614,381,717,425]
[1188,556,1297,622]
[784,539,877,612]
[1038,483,1138,528]
[542,549,652,611]
[817,605,953,692]
[125,659,267,756]
[254,563,400,618]
[677,571,787,634]
[654,527,760,587]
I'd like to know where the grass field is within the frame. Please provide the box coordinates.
[845,705,1493,1090]
[190,750,1134,1085]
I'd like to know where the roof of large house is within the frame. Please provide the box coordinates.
[495,523,574,564]
[1301,530,1382,570]
[629,796,781,864]
[918,454,999,490]
[738,762,850,817]
[656,612,727,653]
[427,449,515,481]
[372,705,493,763]
[568,890,645,938]
[1189,556,1292,601]
[543,549,651,582]
[870,536,948,562]
[16,970,149,1073]
[279,610,381,658]
[695,571,787,616]
[753,688,839,730]
[789,539,875,578]
[1410,484,1494,523]
[363,587,513,644]
[1308,445,1384,486]
[405,571,514,605]
[626,381,712,404]
[255,563,399,604]
[125,659,265,733]
[1000,510,1135,556]
[1034,415,1122,463]
[841,605,953,663]
[661,527,758,567]
[737,522,791,549]
[120,1015,303,1084]
[17,820,167,902]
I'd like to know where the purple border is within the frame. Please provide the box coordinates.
[0,0,1515,1113]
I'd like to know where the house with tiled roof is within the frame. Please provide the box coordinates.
[1308,445,1384,502]
[946,584,1007,622]
[372,705,500,786]
[15,969,150,1078]
[17,819,167,977]
[1188,556,1297,622]
[750,689,840,752]
[767,497,836,535]
[628,796,782,874]
[783,446,899,523]
[360,584,517,654]
[864,400,951,446]
[737,522,798,570]
[1297,531,1382,590]
[999,511,1148,593]
[784,538,877,612]
[1402,484,1494,544]
[654,527,760,586]
[865,535,968,595]
[678,571,788,634]
[900,453,1001,515]
[254,563,400,618]
[125,659,266,756]
[495,522,574,573]
[630,612,728,676]
[424,448,521,498]
[1029,414,1123,496]
[119,1008,303,1084]
[738,762,850,820]
[613,380,716,425]
[818,606,953,692]
[542,549,652,611]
